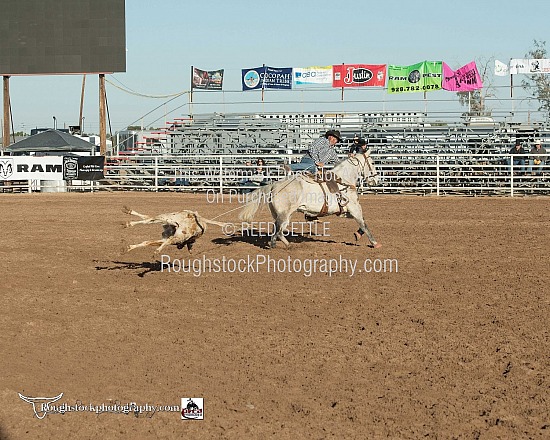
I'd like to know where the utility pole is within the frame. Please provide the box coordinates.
[3,76,10,149]
[79,74,86,133]
[99,74,106,155]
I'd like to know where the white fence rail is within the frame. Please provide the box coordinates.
[1,153,548,196]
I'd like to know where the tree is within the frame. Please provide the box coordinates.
[521,39,550,120]
[456,57,496,117]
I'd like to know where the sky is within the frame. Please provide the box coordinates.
[4,0,550,134]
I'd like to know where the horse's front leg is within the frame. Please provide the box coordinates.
[347,199,381,248]
[354,222,381,248]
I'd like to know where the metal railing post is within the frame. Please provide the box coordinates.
[154,156,159,192]
[219,156,224,194]
[509,154,514,197]
[436,154,440,196]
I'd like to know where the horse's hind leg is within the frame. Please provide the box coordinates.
[268,203,279,248]
[271,214,291,248]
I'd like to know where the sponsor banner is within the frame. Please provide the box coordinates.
[242,66,264,90]
[0,156,63,180]
[242,66,293,90]
[263,66,292,89]
[510,58,550,74]
[332,64,386,88]
[0,156,104,181]
[70,156,105,180]
[442,61,483,92]
[191,67,224,90]
[294,66,332,85]
[387,61,442,94]
[494,59,509,76]
[510,59,529,75]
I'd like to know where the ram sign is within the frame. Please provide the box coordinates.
[0,157,104,180]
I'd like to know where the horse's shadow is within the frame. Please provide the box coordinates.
[95,229,364,277]
[212,228,358,249]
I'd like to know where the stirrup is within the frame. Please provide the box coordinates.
[336,193,349,207]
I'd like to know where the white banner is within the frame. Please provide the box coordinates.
[0,156,63,180]
[494,59,509,76]
[293,66,332,85]
[510,58,550,74]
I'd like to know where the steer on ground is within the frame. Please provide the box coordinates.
[123,206,229,253]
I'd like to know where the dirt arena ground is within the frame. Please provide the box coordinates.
[0,192,548,439]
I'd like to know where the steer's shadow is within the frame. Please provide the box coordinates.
[95,260,162,277]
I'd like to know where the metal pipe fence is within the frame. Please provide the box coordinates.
[101,153,549,196]
[1,153,548,195]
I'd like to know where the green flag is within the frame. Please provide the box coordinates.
[387,61,442,94]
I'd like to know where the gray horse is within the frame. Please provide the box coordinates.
[239,152,381,248]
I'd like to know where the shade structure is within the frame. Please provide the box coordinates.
[5,129,95,154]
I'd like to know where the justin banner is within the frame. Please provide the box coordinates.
[191,67,224,90]
[387,61,442,94]
[442,61,482,92]
[294,66,332,85]
[242,66,293,90]
[510,58,550,74]
[332,64,386,88]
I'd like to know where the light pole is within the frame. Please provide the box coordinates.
[53,116,57,130]
[81,117,85,135]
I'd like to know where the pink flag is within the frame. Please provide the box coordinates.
[442,61,482,91]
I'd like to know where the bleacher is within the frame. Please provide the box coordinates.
[101,112,550,195]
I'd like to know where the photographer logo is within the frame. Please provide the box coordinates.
[181,398,204,420]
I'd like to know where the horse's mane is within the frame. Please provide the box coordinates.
[331,154,365,183]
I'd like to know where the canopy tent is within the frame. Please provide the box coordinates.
[5,129,95,154]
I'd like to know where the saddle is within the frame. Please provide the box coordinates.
[303,169,351,217]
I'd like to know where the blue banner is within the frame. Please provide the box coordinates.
[264,66,293,89]
[242,66,293,91]
[242,66,264,90]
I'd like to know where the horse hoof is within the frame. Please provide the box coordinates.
[372,242,382,249]
[354,232,362,241]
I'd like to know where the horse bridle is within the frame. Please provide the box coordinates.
[349,153,378,180]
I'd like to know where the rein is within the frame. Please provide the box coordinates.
[352,153,379,181]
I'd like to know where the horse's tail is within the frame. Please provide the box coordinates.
[239,183,274,222]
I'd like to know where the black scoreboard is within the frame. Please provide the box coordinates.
[0,0,126,75]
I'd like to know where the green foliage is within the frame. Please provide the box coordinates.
[522,40,550,118]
